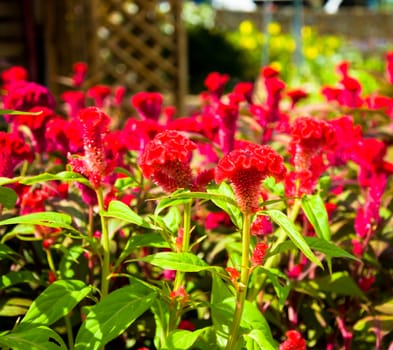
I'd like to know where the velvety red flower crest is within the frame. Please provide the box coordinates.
[216,142,286,213]
[280,330,307,350]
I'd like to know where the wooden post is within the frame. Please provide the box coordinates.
[173,0,188,116]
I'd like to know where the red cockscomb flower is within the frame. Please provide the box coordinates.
[68,107,111,188]
[131,92,163,121]
[139,130,197,193]
[87,85,111,108]
[290,116,336,171]
[280,330,307,350]
[215,142,286,213]
[0,132,33,177]
[1,66,27,88]
[2,81,55,114]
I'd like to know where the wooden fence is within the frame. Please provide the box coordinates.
[0,0,187,114]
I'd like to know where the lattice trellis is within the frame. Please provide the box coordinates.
[92,0,187,112]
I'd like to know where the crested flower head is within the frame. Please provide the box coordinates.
[290,116,336,172]
[139,130,197,192]
[68,107,111,188]
[0,132,33,177]
[1,66,27,88]
[2,81,55,114]
[131,92,163,121]
[216,142,286,213]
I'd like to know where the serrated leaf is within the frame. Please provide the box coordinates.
[0,325,66,350]
[0,271,39,289]
[20,280,91,326]
[301,194,331,241]
[0,186,17,209]
[102,200,150,228]
[139,252,213,272]
[266,209,322,268]
[74,284,157,350]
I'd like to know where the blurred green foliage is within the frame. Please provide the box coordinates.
[184,2,392,97]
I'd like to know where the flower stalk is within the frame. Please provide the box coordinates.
[96,186,110,298]
[226,212,252,350]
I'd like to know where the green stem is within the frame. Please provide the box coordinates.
[169,200,192,334]
[96,187,110,298]
[64,313,74,350]
[226,212,252,350]
[45,248,56,275]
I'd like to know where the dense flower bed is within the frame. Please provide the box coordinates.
[1,54,393,349]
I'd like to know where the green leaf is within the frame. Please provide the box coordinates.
[102,200,151,228]
[301,194,331,241]
[162,206,181,233]
[163,329,206,349]
[0,212,74,231]
[115,233,169,269]
[211,272,234,305]
[0,109,43,115]
[269,237,358,262]
[241,301,277,350]
[0,325,67,350]
[0,186,17,209]
[266,209,322,268]
[0,271,39,289]
[74,284,157,350]
[59,246,85,279]
[256,267,291,310]
[305,237,359,261]
[0,243,19,261]
[20,280,91,327]
[375,298,393,315]
[138,252,213,272]
[0,297,32,317]
[354,315,393,334]
[296,271,366,299]
[20,171,91,187]
[207,183,242,229]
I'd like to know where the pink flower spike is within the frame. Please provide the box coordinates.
[72,62,88,87]
[204,72,229,99]
[131,92,163,121]
[386,51,393,84]
[279,330,307,350]
[251,242,268,266]
[61,91,86,119]
[68,107,111,188]
[113,86,126,107]
[215,142,286,213]
[87,85,111,108]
